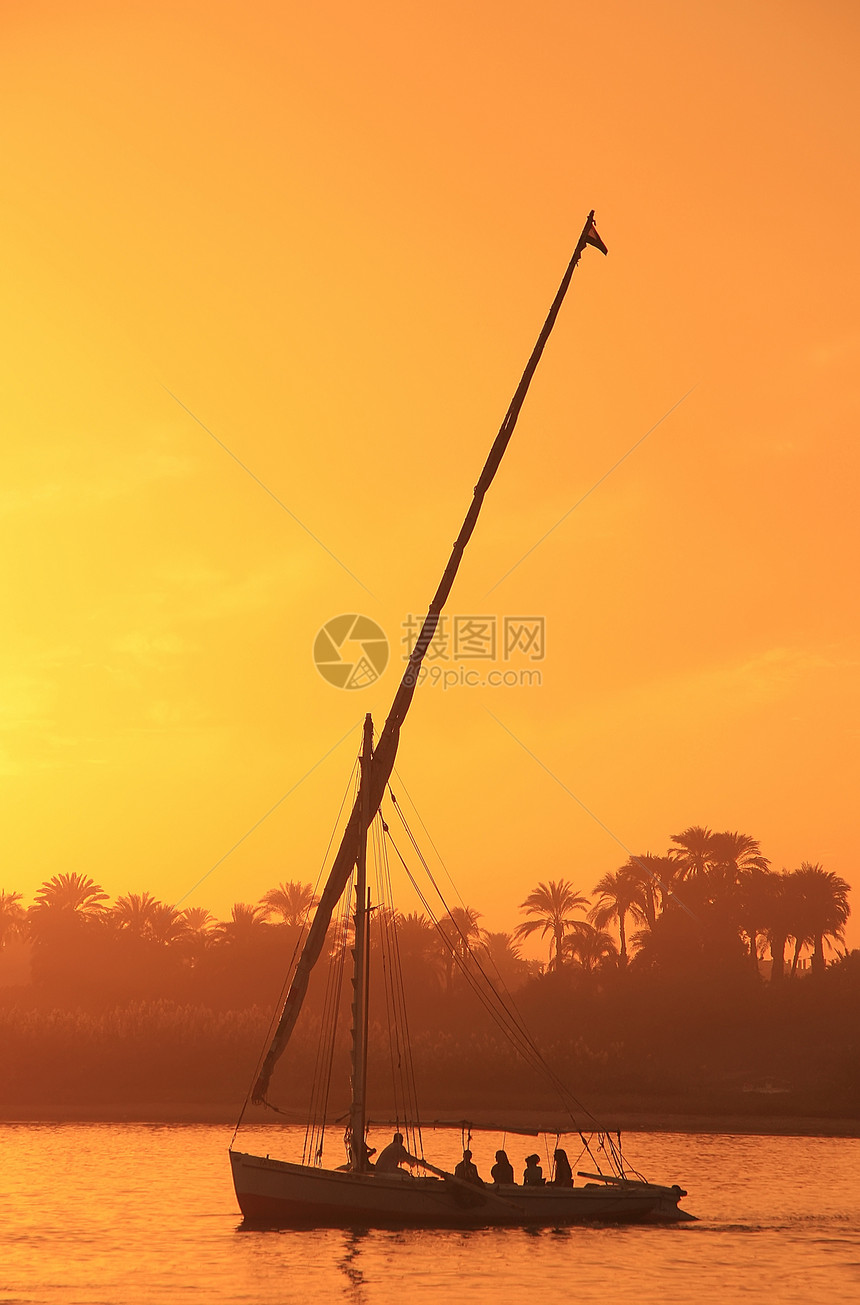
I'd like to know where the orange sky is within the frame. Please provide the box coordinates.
[2,0,858,954]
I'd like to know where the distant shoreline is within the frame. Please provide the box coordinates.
[3,1104,859,1138]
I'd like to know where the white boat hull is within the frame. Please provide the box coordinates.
[230,1150,692,1227]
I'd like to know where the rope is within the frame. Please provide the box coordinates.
[231,756,360,1144]
[372,819,424,1160]
[303,880,352,1165]
[382,786,637,1180]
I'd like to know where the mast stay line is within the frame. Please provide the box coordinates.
[252,211,607,1104]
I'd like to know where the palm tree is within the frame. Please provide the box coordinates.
[216,902,271,944]
[0,890,26,949]
[670,828,769,935]
[439,905,482,955]
[27,873,110,990]
[710,833,770,947]
[395,911,444,985]
[559,922,618,973]
[514,879,590,971]
[669,826,717,883]
[177,906,214,964]
[787,862,851,975]
[476,930,529,991]
[259,880,319,927]
[710,831,769,879]
[610,855,680,929]
[112,891,164,938]
[29,873,109,941]
[181,906,214,934]
[397,910,437,951]
[438,905,482,995]
[32,872,109,917]
[761,871,795,982]
[730,860,774,966]
[148,902,188,946]
[589,867,649,965]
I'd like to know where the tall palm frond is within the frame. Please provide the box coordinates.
[514,879,590,971]
[589,867,649,964]
[259,881,319,927]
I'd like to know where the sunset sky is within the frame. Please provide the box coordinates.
[2,0,857,954]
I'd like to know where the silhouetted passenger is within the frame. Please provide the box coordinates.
[454,1149,483,1186]
[523,1153,545,1185]
[490,1149,515,1185]
[353,1138,376,1168]
[339,1136,376,1172]
[375,1131,422,1174]
[552,1148,573,1187]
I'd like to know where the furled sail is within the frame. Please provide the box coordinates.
[252,212,607,1103]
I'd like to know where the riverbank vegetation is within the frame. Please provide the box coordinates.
[1,825,855,1121]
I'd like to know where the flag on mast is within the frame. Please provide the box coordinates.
[585,217,608,255]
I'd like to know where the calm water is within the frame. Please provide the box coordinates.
[1,1124,859,1303]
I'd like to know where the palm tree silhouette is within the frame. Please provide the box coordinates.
[515,879,590,972]
[669,826,717,883]
[149,902,188,946]
[704,832,770,959]
[177,906,214,964]
[216,902,271,944]
[476,930,529,991]
[0,890,26,949]
[259,881,319,927]
[29,873,109,938]
[180,906,214,934]
[762,871,796,982]
[438,905,483,995]
[710,831,769,879]
[559,921,618,972]
[112,891,164,938]
[589,867,649,965]
[396,911,445,986]
[788,862,851,974]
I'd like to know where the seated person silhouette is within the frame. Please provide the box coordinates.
[523,1153,545,1185]
[374,1131,423,1175]
[551,1148,573,1187]
[490,1149,515,1185]
[342,1136,376,1171]
[453,1149,483,1186]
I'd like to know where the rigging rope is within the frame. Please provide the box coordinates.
[231,756,360,1147]
[234,748,649,1183]
[382,784,643,1180]
[371,816,424,1161]
[303,877,353,1165]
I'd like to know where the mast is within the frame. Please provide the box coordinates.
[348,713,373,1170]
[252,211,607,1104]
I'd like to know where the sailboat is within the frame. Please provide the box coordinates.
[229,213,693,1226]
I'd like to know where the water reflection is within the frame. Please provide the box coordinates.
[336,1230,368,1303]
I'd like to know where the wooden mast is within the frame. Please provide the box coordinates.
[252,211,607,1104]
[348,713,373,1170]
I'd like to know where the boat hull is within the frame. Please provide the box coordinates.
[230,1150,692,1227]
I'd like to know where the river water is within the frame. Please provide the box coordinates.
[2,1124,858,1303]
